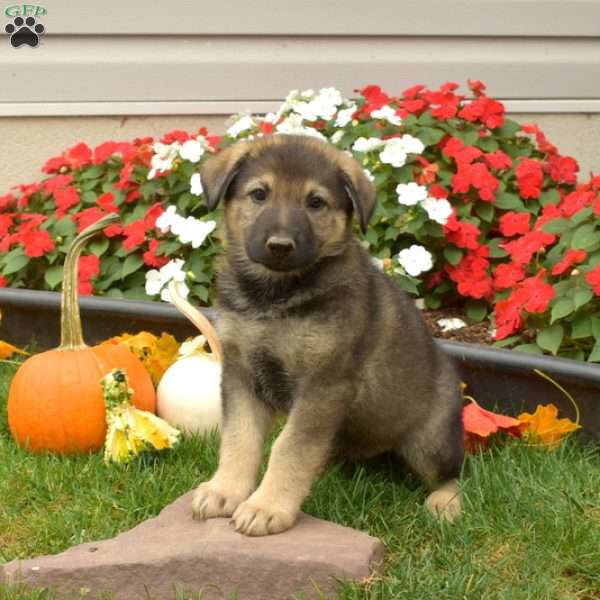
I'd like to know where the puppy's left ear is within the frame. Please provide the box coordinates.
[337,153,377,234]
[200,141,253,211]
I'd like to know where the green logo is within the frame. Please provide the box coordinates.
[4,4,46,17]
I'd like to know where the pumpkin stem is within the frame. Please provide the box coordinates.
[167,280,223,362]
[60,214,120,351]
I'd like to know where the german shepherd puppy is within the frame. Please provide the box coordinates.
[191,134,464,536]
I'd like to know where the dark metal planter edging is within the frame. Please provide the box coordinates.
[1,288,598,441]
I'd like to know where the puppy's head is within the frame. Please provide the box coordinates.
[200,135,376,274]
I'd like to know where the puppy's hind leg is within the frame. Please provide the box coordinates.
[395,389,464,522]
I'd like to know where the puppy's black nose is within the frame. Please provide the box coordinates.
[266,236,295,257]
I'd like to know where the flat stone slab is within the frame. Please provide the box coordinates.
[2,491,384,599]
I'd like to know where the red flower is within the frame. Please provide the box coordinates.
[0,193,16,211]
[442,137,483,165]
[499,212,530,237]
[548,155,578,185]
[0,275,7,288]
[467,79,486,97]
[484,151,512,171]
[518,274,555,313]
[72,207,107,232]
[43,142,92,173]
[560,190,594,218]
[114,162,134,190]
[54,186,81,216]
[493,263,526,290]
[125,189,141,204]
[104,224,123,238]
[0,233,16,252]
[122,219,147,250]
[0,214,14,237]
[93,141,137,164]
[97,192,118,213]
[535,204,562,230]
[143,239,169,268]
[428,184,449,199]
[259,121,275,135]
[586,265,600,295]
[443,214,481,250]
[78,254,100,296]
[19,228,55,258]
[43,174,73,194]
[451,161,498,202]
[501,230,556,265]
[515,158,544,199]
[423,82,463,120]
[552,249,587,276]
[446,246,492,299]
[160,130,191,144]
[358,85,391,113]
[144,203,164,230]
[458,97,505,129]
[494,297,523,339]
[521,124,558,156]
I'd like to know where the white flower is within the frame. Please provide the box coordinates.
[147,142,180,179]
[179,139,207,163]
[397,245,433,277]
[172,217,216,249]
[144,269,164,296]
[371,257,384,270]
[335,104,356,127]
[156,205,178,234]
[371,105,402,126]
[145,258,188,300]
[414,298,426,310]
[148,155,173,180]
[421,197,453,225]
[190,173,203,196]
[318,87,343,107]
[178,335,207,357]
[437,318,467,332]
[363,168,375,182]
[396,182,428,206]
[379,138,408,168]
[227,115,256,138]
[400,134,425,155]
[352,137,385,153]
[330,130,345,145]
[275,114,326,140]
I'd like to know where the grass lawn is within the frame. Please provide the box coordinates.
[1,358,599,600]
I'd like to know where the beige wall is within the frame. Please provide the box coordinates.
[1,113,599,194]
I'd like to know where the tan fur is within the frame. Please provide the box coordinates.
[192,135,464,535]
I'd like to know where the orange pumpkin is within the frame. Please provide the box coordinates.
[7,214,156,454]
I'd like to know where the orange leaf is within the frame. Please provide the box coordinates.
[0,340,29,359]
[462,401,523,453]
[517,404,580,448]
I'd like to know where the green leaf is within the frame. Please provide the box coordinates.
[44,265,64,289]
[396,275,419,295]
[573,288,593,310]
[539,189,560,207]
[591,316,600,340]
[494,118,520,138]
[81,190,97,204]
[572,224,600,250]
[536,324,564,355]
[53,217,76,237]
[550,298,575,323]
[475,202,495,223]
[571,207,592,225]
[121,286,149,300]
[587,340,600,362]
[513,343,544,355]
[542,219,571,234]
[443,246,463,266]
[121,254,144,279]
[571,314,592,339]
[424,294,441,309]
[492,334,521,348]
[487,238,508,258]
[89,237,110,257]
[79,165,104,180]
[466,300,488,322]
[477,137,499,153]
[384,227,401,241]
[2,252,29,276]
[495,192,524,211]
[364,228,379,246]
[193,284,210,304]
[415,127,446,147]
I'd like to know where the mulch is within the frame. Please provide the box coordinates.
[420,306,493,346]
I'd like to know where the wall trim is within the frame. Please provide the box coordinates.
[2,99,600,118]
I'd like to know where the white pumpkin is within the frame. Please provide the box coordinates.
[157,353,222,434]
[157,281,223,434]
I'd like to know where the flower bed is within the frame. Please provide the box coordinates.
[1,81,600,362]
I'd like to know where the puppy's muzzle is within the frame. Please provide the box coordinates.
[266,236,296,259]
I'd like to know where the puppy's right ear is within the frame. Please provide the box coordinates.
[200,141,253,211]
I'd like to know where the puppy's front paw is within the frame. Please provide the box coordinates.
[425,482,462,523]
[230,497,296,536]
[191,481,248,521]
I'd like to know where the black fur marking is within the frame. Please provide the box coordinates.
[249,349,294,411]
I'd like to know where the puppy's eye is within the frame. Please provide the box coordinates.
[249,188,267,203]
[307,195,326,211]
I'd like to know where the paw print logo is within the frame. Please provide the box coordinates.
[5,16,45,48]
